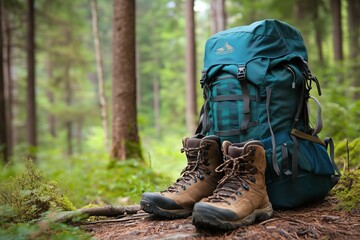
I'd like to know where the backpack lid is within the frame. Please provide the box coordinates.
[203,19,308,70]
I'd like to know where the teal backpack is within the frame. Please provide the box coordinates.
[196,19,340,209]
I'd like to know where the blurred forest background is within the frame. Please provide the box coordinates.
[0,0,359,213]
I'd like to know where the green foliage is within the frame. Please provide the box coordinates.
[0,129,172,210]
[142,133,187,180]
[35,151,170,208]
[332,170,360,211]
[0,221,91,240]
[136,0,190,135]
[0,160,75,225]
[334,138,360,170]
[0,142,171,238]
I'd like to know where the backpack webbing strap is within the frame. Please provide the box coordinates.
[309,96,323,135]
[196,83,212,135]
[291,129,325,145]
[214,121,258,136]
[266,87,281,176]
[281,143,292,175]
[238,66,251,134]
[290,134,299,182]
[210,94,257,102]
[324,137,341,176]
[195,105,204,134]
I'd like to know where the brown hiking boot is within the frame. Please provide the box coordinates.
[192,140,273,230]
[140,135,223,219]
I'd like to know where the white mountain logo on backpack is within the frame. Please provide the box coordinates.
[215,42,235,55]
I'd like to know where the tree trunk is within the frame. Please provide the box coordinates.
[210,0,226,35]
[312,0,324,64]
[185,0,197,135]
[47,91,56,137]
[2,3,13,157]
[65,75,73,156]
[111,0,142,161]
[91,0,109,150]
[347,0,360,59]
[294,0,302,22]
[26,0,37,159]
[153,77,160,136]
[347,0,360,100]
[45,59,56,138]
[0,1,8,163]
[330,0,343,61]
[76,117,83,154]
[136,49,141,107]
[66,121,73,156]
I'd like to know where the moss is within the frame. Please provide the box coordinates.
[332,169,360,211]
[0,160,76,224]
[125,139,144,161]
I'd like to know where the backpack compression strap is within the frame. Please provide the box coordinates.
[266,87,281,176]
[323,137,341,177]
[237,66,251,134]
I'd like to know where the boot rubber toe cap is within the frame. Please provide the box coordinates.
[140,192,192,219]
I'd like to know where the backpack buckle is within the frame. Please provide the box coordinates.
[237,66,246,80]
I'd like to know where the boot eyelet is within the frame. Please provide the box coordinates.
[236,191,242,196]
[182,186,186,190]
[198,174,204,180]
[227,201,231,205]
[231,196,237,201]
[206,170,211,175]
[242,183,249,190]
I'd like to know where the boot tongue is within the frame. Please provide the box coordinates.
[184,138,201,148]
[228,145,243,158]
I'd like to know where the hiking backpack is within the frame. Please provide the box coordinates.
[196,19,340,209]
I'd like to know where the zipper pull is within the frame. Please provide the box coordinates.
[286,66,296,89]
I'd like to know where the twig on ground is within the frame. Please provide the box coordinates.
[52,205,141,223]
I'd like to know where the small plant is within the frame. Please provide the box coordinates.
[0,159,75,225]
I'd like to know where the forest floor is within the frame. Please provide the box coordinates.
[80,196,360,240]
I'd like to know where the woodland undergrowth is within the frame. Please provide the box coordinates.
[0,136,359,239]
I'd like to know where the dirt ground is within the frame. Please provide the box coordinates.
[81,196,360,240]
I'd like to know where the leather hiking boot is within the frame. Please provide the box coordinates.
[140,135,223,219]
[192,140,273,230]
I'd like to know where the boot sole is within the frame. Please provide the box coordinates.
[140,199,192,219]
[192,204,273,231]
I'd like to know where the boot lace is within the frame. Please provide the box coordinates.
[162,144,211,193]
[207,149,257,204]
